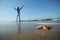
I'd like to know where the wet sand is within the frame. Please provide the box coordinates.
[1,31,60,40]
[0,22,60,40]
[1,27,60,40]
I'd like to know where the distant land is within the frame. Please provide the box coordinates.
[13,18,60,22]
[40,18,60,21]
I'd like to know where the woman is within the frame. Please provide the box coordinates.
[15,5,24,21]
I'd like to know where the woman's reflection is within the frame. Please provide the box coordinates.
[16,20,21,33]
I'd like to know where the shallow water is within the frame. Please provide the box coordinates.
[0,21,60,40]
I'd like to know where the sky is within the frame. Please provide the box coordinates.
[0,0,60,22]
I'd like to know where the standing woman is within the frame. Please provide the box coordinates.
[15,5,24,22]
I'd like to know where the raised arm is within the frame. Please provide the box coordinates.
[20,5,24,10]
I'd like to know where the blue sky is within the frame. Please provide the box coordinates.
[0,0,60,22]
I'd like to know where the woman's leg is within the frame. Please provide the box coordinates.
[16,14,19,22]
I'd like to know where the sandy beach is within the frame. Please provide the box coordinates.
[0,22,60,40]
